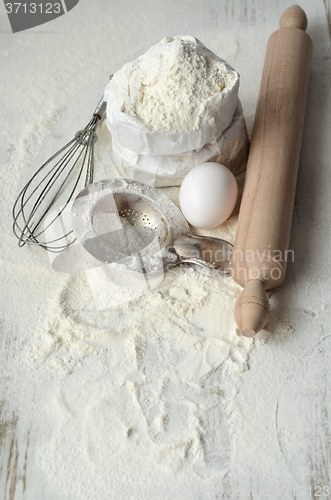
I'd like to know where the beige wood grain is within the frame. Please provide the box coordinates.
[0,415,29,500]
[230,5,313,336]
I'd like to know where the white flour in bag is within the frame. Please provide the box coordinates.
[105,35,240,156]
[107,35,239,134]
[111,99,249,187]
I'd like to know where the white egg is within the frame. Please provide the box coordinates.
[179,162,238,229]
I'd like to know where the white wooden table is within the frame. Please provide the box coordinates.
[1,1,331,498]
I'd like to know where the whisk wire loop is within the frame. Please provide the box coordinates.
[12,98,107,252]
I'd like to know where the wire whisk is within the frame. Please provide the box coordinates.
[12,96,107,253]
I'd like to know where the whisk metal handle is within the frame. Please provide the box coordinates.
[93,98,107,119]
[93,75,112,118]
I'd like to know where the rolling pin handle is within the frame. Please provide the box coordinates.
[234,280,269,337]
[279,5,308,31]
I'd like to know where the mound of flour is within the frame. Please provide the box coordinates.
[108,35,239,133]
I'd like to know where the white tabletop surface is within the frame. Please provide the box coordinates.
[1,1,331,499]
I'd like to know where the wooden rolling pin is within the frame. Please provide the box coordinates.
[230,5,313,337]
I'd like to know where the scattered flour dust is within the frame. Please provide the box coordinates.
[21,183,294,498]
[23,265,258,498]
[28,267,251,377]
[5,108,294,500]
